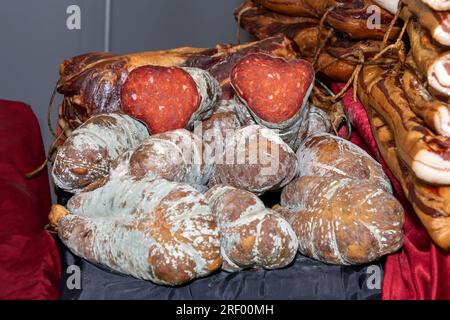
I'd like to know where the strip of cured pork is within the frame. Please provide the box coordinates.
[357,64,450,185]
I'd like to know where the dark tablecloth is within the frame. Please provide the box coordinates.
[56,188,382,300]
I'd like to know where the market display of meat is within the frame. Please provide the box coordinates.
[42,0,450,290]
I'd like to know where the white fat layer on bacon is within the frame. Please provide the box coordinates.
[429,55,450,97]
[413,150,450,184]
[434,107,450,137]
[373,0,399,14]
[433,23,450,47]
[422,0,450,11]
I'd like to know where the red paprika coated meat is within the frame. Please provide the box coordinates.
[121,65,220,134]
[231,53,314,149]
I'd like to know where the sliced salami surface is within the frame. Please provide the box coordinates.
[231,53,314,123]
[121,65,220,134]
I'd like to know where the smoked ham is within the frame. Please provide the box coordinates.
[253,0,400,40]
[235,0,388,82]
[205,185,298,271]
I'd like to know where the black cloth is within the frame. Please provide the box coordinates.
[57,189,382,300]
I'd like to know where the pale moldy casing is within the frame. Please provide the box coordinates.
[205,185,298,271]
[296,132,393,193]
[231,53,314,149]
[50,176,222,286]
[52,113,149,193]
[193,100,244,163]
[121,66,221,134]
[209,125,298,195]
[296,105,332,143]
[280,175,404,265]
[110,129,214,191]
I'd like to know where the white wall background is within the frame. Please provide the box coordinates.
[0,0,250,153]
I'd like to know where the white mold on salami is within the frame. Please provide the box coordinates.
[110,129,214,188]
[231,53,315,149]
[296,132,393,193]
[296,105,332,144]
[52,113,149,194]
[209,125,298,195]
[193,100,243,165]
[182,67,222,130]
[280,175,404,265]
[58,176,222,285]
[121,65,221,134]
[205,185,298,272]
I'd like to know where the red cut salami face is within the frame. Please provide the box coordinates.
[121,66,200,134]
[231,53,314,123]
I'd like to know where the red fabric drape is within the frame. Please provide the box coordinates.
[0,99,61,299]
[332,85,450,300]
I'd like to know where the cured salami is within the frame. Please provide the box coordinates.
[407,20,450,98]
[57,36,297,131]
[110,129,213,189]
[52,113,149,193]
[121,66,220,134]
[231,53,314,147]
[209,125,298,195]
[194,100,243,161]
[297,132,393,193]
[49,177,222,285]
[205,185,298,271]
[280,175,404,265]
